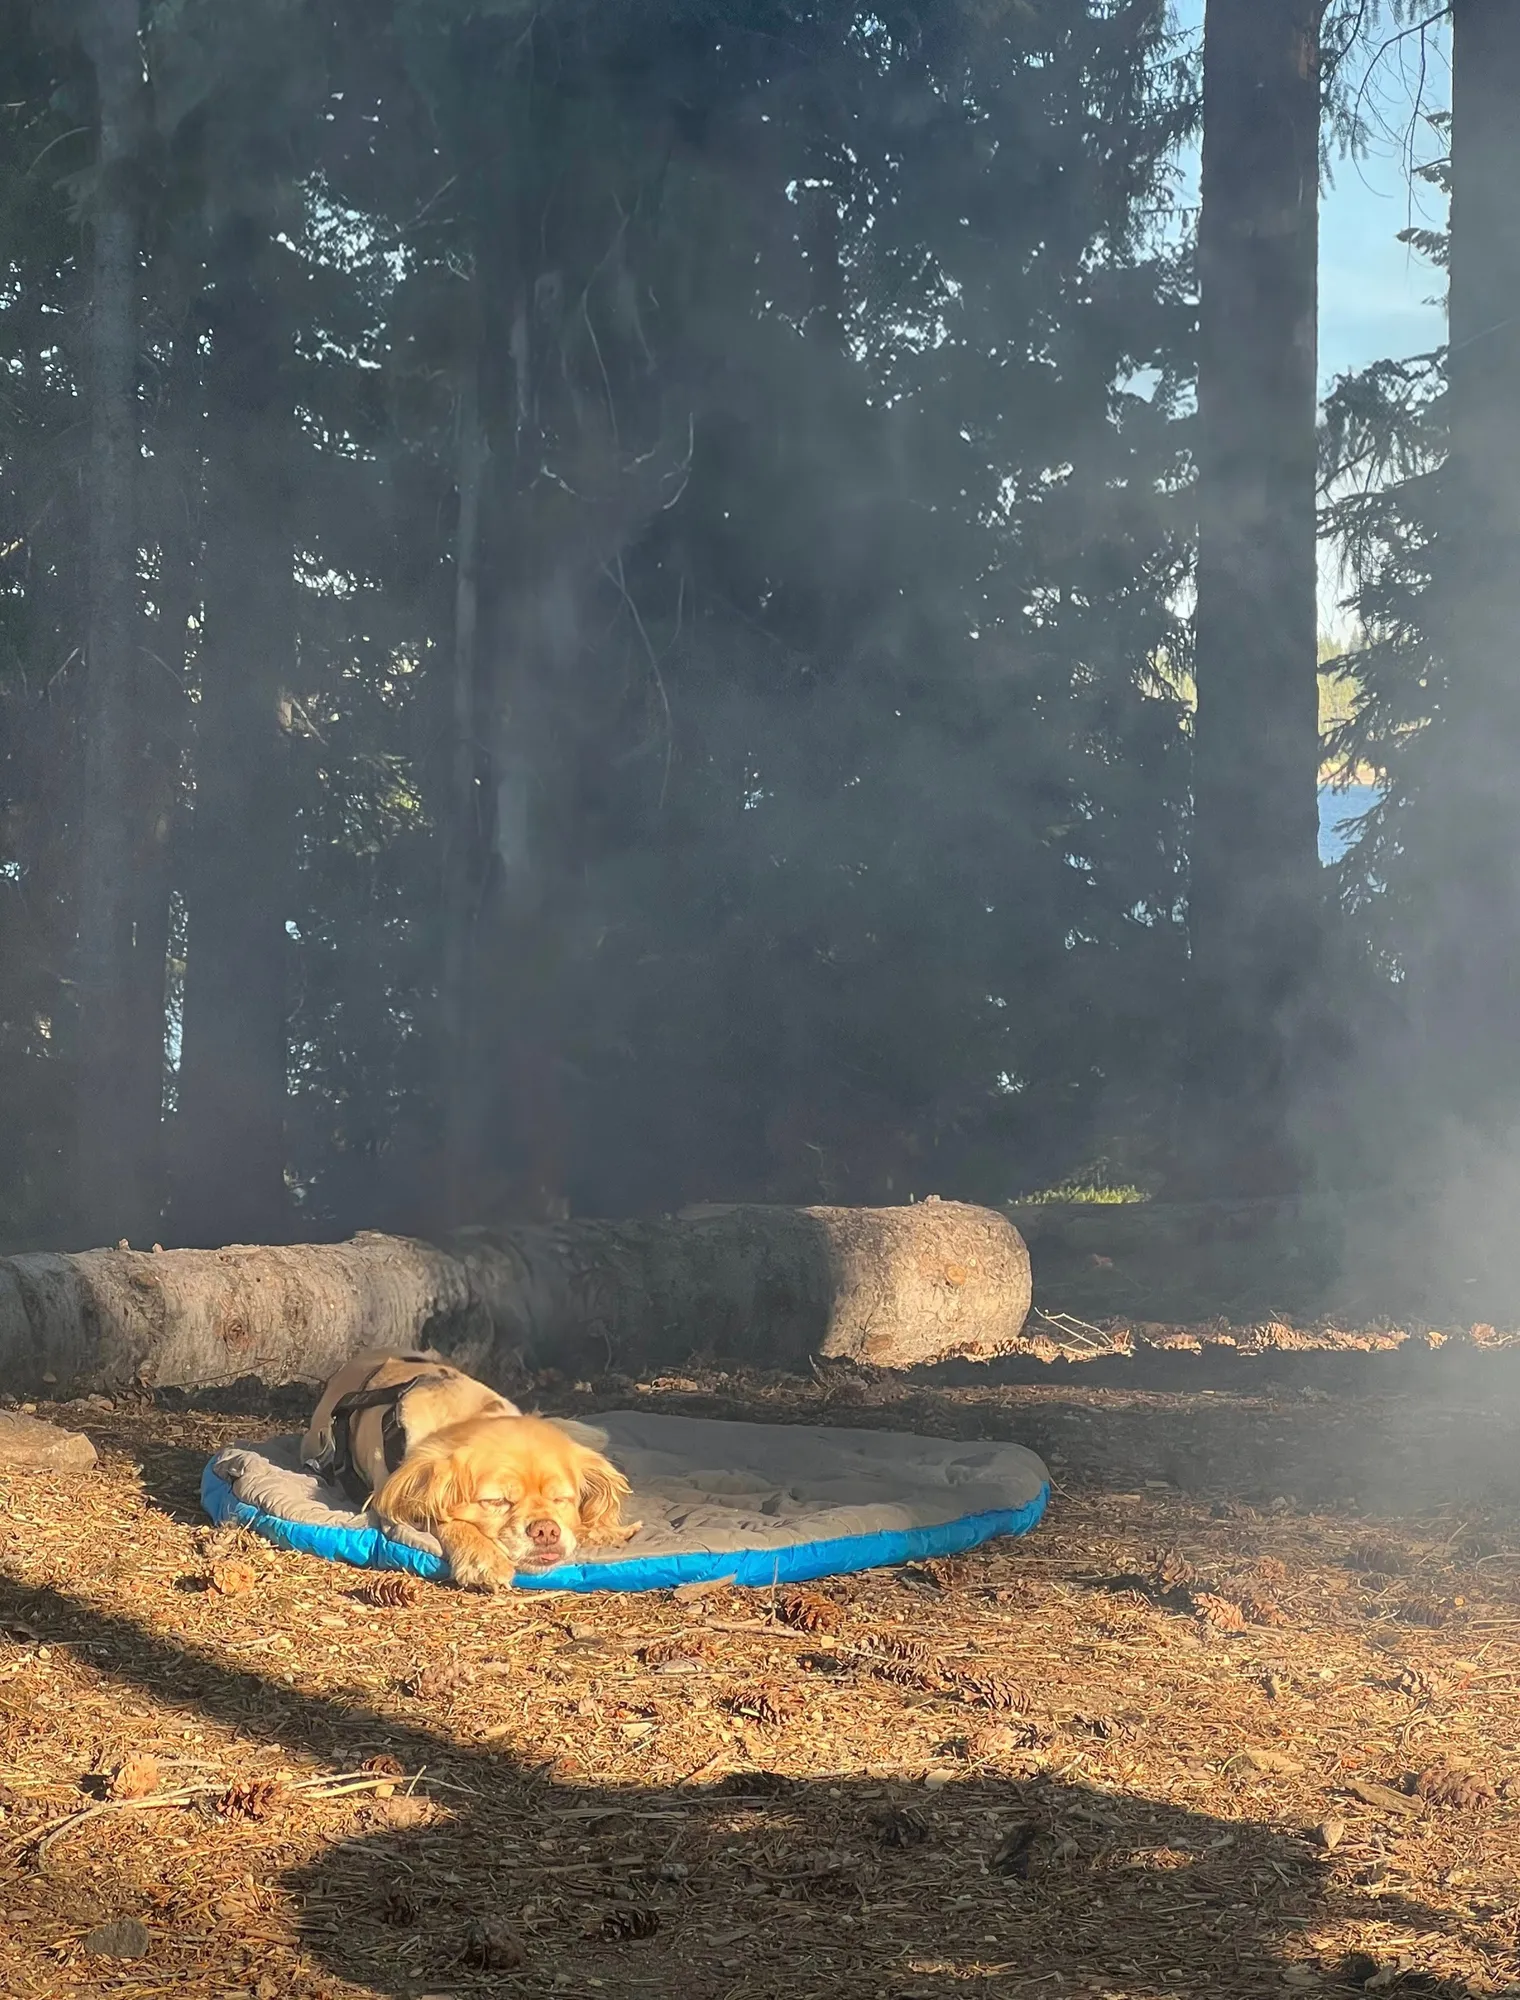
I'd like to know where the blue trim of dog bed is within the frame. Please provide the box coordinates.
[200,1455,1050,1593]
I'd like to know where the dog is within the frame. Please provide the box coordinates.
[302,1350,640,1592]
[301,1349,522,1501]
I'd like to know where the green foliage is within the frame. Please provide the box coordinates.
[1019,1181,1147,1206]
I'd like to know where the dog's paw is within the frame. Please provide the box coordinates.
[448,1546,516,1593]
[586,1518,643,1549]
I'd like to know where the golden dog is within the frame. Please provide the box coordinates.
[303,1350,639,1592]
[375,1409,640,1591]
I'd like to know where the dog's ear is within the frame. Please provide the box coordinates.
[375,1446,468,1530]
[575,1450,632,1537]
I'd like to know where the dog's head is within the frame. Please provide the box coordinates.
[374,1413,634,1570]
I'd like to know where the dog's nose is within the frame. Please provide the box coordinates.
[526,1518,562,1550]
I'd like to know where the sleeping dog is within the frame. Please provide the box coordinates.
[302,1350,639,1591]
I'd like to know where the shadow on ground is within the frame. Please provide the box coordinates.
[0,1568,1479,2000]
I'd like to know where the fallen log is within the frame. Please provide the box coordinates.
[0,1200,1031,1396]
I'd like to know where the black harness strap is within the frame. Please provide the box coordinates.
[321,1360,451,1507]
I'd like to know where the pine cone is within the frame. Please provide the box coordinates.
[642,1633,715,1666]
[919,1556,971,1589]
[1415,1762,1495,1811]
[360,1573,419,1608]
[963,1719,1041,1765]
[1191,1592,1247,1634]
[1395,1594,1451,1629]
[461,1915,527,1968]
[957,1671,1029,1713]
[601,1906,661,1940]
[106,1754,161,1801]
[776,1587,843,1635]
[863,1631,938,1669]
[868,1655,944,1693]
[1221,1577,1287,1627]
[867,1805,930,1848]
[1395,1665,1438,1699]
[1148,1547,1199,1594]
[207,1560,258,1598]
[214,1779,280,1821]
[1347,1540,1409,1577]
[725,1682,795,1726]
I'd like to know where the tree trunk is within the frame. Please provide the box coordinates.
[1413,1,1520,1121]
[473,559,576,1223]
[439,319,489,1226]
[121,305,201,1232]
[171,220,294,1247]
[472,263,575,1224]
[74,0,154,1246]
[0,1201,1032,1394]
[1185,0,1323,1195]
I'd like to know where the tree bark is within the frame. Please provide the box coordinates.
[439,318,489,1227]
[0,1201,1031,1394]
[1413,1,1520,1122]
[471,256,576,1224]
[74,0,154,1246]
[171,220,294,1247]
[119,304,201,1234]
[1185,0,1323,1195]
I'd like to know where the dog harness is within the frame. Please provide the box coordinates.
[312,1355,452,1507]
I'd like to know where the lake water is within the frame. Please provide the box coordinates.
[1318,783,1380,865]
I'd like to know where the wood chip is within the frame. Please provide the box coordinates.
[673,1576,737,1603]
[1345,1779,1422,1816]
[1229,1746,1303,1777]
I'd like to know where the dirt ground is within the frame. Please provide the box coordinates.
[2,1359,1519,2000]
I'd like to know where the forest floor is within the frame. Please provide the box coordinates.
[1,1360,1519,2000]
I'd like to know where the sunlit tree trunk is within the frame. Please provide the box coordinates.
[1185,0,1323,1194]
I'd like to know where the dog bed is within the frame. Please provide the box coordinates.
[201,1410,1050,1593]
